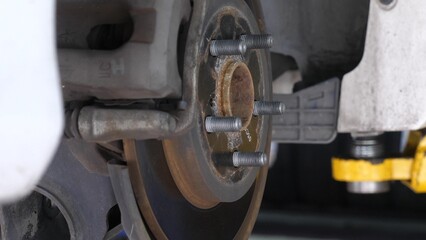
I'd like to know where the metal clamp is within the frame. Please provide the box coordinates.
[332,133,426,193]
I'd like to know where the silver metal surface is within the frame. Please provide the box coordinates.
[205,116,242,133]
[347,133,389,194]
[253,101,285,115]
[350,135,385,159]
[232,152,268,167]
[338,0,426,132]
[351,145,382,159]
[347,181,390,194]
[209,40,247,56]
[240,34,273,49]
[77,107,177,142]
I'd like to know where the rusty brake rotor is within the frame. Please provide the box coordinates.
[125,0,272,238]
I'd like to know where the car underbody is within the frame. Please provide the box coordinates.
[1,0,426,239]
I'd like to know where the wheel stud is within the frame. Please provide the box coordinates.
[205,116,242,133]
[240,34,273,49]
[215,152,268,167]
[233,152,268,167]
[209,40,247,56]
[253,101,285,115]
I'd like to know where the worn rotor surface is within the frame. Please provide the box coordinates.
[126,0,271,239]
[164,0,270,208]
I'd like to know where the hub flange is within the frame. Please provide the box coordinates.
[163,2,270,209]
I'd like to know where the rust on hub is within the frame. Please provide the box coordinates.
[217,60,254,129]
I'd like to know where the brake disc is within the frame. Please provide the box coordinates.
[126,0,271,239]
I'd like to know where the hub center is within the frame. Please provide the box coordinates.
[217,61,254,129]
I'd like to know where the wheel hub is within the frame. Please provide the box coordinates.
[126,0,272,238]
[164,1,270,209]
[217,60,255,129]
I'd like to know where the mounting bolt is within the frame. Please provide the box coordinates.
[210,40,247,56]
[205,116,242,133]
[233,152,268,167]
[240,34,273,49]
[253,101,285,115]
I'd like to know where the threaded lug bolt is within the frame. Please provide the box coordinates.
[209,40,247,56]
[233,152,268,167]
[240,34,273,49]
[253,101,285,115]
[205,116,242,133]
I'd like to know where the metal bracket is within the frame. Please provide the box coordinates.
[76,107,177,142]
[59,0,191,100]
[332,133,426,193]
[107,161,151,240]
[272,77,340,144]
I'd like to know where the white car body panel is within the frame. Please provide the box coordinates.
[338,0,426,132]
[0,0,63,203]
